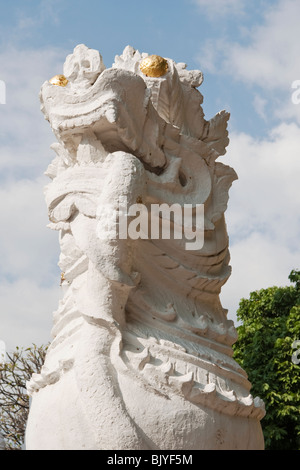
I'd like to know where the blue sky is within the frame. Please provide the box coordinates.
[1,0,300,352]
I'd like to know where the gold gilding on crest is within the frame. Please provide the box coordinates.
[49,74,69,87]
[140,55,168,78]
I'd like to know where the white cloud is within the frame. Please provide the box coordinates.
[0,45,67,351]
[221,233,298,324]
[198,1,300,319]
[0,177,61,352]
[253,94,267,121]
[220,122,300,323]
[196,39,226,74]
[226,123,300,241]
[223,0,300,89]
[0,46,67,176]
[196,0,300,123]
[0,279,59,352]
[8,0,63,44]
[0,177,59,282]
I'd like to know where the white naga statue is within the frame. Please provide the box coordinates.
[25,45,265,450]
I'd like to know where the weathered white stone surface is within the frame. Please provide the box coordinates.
[25,44,265,450]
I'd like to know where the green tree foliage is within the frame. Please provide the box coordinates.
[233,270,300,450]
[0,344,47,450]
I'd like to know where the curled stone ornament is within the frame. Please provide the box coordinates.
[25,44,265,450]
